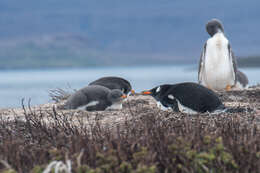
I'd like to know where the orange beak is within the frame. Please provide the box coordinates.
[121,94,127,99]
[141,91,152,95]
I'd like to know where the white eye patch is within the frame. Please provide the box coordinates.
[168,94,174,100]
[156,86,161,93]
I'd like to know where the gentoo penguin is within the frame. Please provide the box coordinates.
[141,82,225,114]
[235,70,249,89]
[89,76,134,95]
[64,85,127,111]
[198,18,248,90]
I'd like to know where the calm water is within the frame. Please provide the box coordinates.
[0,65,259,108]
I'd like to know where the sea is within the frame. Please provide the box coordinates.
[0,65,259,108]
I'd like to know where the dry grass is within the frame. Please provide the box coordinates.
[0,86,260,173]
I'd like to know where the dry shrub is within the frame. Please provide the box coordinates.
[0,101,260,173]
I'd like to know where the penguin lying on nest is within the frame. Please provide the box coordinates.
[141,82,225,114]
[64,85,127,111]
[89,76,135,95]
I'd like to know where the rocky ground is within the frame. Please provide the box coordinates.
[1,85,260,129]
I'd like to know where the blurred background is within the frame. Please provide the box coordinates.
[0,0,259,108]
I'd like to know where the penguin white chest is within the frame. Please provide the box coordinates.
[106,102,123,110]
[204,33,235,90]
[77,101,99,110]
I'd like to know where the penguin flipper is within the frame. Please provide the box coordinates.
[228,44,237,85]
[198,43,207,84]
[162,97,179,112]
[86,100,108,111]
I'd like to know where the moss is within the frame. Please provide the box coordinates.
[96,151,118,169]
[77,165,96,173]
[2,169,17,173]
[30,166,44,173]
[197,152,216,161]
[186,149,197,159]
[135,165,156,173]
[118,161,133,173]
[133,147,148,165]
[256,152,260,159]
[203,135,212,145]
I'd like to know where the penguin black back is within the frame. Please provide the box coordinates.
[167,82,224,113]
[89,76,132,95]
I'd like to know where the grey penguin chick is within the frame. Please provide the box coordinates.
[64,85,127,111]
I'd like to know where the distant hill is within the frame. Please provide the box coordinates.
[237,56,260,68]
[0,0,259,68]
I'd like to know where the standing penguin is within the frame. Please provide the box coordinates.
[141,82,225,114]
[64,85,127,111]
[89,76,134,95]
[198,18,248,90]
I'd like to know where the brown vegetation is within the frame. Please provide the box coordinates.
[0,86,260,173]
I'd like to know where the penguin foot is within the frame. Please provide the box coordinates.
[225,85,232,91]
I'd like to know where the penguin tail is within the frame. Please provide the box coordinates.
[211,104,227,114]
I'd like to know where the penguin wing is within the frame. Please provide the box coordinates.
[86,100,108,111]
[198,43,207,84]
[64,90,89,109]
[228,44,238,84]
[236,70,249,87]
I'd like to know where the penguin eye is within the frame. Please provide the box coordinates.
[156,87,161,93]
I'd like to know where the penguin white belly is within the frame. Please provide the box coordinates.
[176,100,198,114]
[156,101,172,111]
[106,102,123,110]
[234,82,248,90]
[77,101,99,110]
[204,33,235,90]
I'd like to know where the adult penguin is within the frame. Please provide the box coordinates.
[141,82,225,114]
[198,18,249,90]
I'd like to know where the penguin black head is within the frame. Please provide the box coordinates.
[107,89,127,103]
[119,81,135,95]
[141,84,178,110]
[141,84,172,101]
[206,18,224,37]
